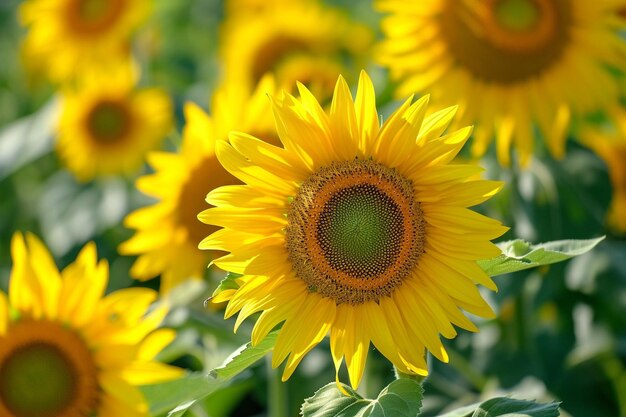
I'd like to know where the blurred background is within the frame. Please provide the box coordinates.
[0,0,625,416]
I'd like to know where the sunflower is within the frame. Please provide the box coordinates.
[0,232,181,417]
[376,0,626,166]
[19,0,149,84]
[580,109,626,233]
[199,71,508,388]
[56,69,172,182]
[219,1,372,102]
[119,76,279,293]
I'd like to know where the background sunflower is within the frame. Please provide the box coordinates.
[20,0,150,84]
[56,68,172,181]
[0,232,181,417]
[119,76,278,294]
[377,0,626,166]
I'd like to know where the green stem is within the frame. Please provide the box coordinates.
[446,348,488,391]
[267,357,289,417]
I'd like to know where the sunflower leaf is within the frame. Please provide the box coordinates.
[142,330,278,416]
[0,98,58,181]
[141,374,218,417]
[301,379,423,417]
[436,397,561,417]
[211,328,278,380]
[477,236,605,277]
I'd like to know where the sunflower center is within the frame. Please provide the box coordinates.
[86,100,131,144]
[0,320,99,417]
[0,345,75,417]
[318,184,404,277]
[286,159,425,305]
[495,0,539,31]
[66,0,124,34]
[440,0,571,83]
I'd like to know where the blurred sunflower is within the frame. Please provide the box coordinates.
[56,70,172,182]
[19,0,149,84]
[580,109,626,233]
[377,0,626,166]
[0,232,181,417]
[219,1,372,101]
[200,72,508,388]
[119,76,278,294]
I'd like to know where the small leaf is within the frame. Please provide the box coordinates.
[477,237,605,276]
[301,379,423,417]
[211,329,278,380]
[437,397,560,417]
[210,272,242,299]
[142,330,278,416]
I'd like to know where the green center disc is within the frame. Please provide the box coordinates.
[88,101,129,143]
[78,0,112,21]
[317,183,404,278]
[495,0,540,31]
[0,343,76,417]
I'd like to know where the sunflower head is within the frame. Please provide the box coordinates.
[377,0,626,166]
[119,75,280,293]
[0,232,182,417]
[20,0,150,84]
[57,68,172,181]
[199,71,508,388]
[219,1,372,102]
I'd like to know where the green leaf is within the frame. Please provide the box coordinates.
[301,379,423,417]
[0,98,58,181]
[142,330,278,416]
[477,237,605,277]
[209,272,242,299]
[141,374,219,417]
[211,329,278,380]
[437,397,561,417]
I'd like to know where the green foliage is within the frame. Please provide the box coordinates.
[301,379,423,417]
[210,329,278,380]
[437,397,560,417]
[141,330,278,416]
[478,237,605,276]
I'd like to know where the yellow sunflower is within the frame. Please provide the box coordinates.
[0,232,181,417]
[56,70,172,182]
[377,0,626,166]
[119,76,279,293]
[199,71,508,388]
[580,109,626,233]
[219,1,372,102]
[19,0,149,84]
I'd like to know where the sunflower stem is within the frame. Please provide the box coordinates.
[267,357,289,417]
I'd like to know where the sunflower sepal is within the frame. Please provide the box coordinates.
[206,272,243,306]
[477,236,605,277]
